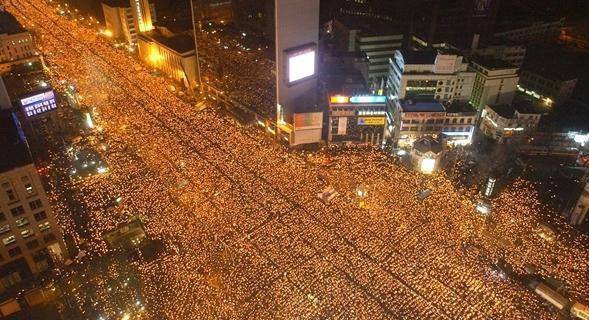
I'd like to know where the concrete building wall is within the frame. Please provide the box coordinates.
[0,32,35,63]
[0,164,66,292]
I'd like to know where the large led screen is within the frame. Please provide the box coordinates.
[20,90,57,118]
[287,47,316,84]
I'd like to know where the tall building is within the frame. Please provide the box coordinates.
[414,0,501,49]
[275,0,322,146]
[0,111,66,293]
[0,10,36,73]
[327,94,388,146]
[102,0,156,45]
[332,16,404,91]
[469,56,519,111]
[518,68,577,106]
[387,49,475,103]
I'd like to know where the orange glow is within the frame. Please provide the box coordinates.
[330,95,349,104]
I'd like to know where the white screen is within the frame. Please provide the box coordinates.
[288,50,315,83]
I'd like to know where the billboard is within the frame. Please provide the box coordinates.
[350,96,386,104]
[286,44,316,84]
[20,90,57,118]
[358,117,385,126]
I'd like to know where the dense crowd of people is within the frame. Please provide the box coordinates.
[7,0,589,319]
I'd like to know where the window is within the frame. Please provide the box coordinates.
[21,176,34,195]
[2,235,16,246]
[43,233,56,243]
[0,224,10,234]
[5,189,17,202]
[8,246,21,257]
[459,118,465,124]
[26,240,39,250]
[20,229,33,239]
[29,199,43,211]
[34,211,47,222]
[0,212,5,222]
[38,222,51,232]
[10,206,25,217]
[15,217,29,228]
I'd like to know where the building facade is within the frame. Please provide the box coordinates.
[469,56,519,111]
[0,10,36,73]
[327,94,388,146]
[494,18,564,44]
[471,43,527,67]
[0,111,66,293]
[102,0,156,45]
[387,50,475,103]
[479,102,543,143]
[137,30,197,90]
[518,69,577,106]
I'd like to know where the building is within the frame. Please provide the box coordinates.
[192,0,233,23]
[469,42,526,67]
[442,100,478,146]
[387,49,475,103]
[0,111,66,293]
[494,18,564,44]
[411,136,444,174]
[102,0,156,45]
[479,98,544,143]
[413,0,501,49]
[469,56,519,111]
[327,94,388,146]
[137,29,198,90]
[389,98,477,147]
[0,10,36,73]
[332,15,405,91]
[518,68,577,106]
[275,0,322,146]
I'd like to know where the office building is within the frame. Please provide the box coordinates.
[413,0,501,49]
[469,56,519,110]
[137,29,198,90]
[442,100,478,146]
[470,43,526,67]
[0,10,36,73]
[332,15,404,91]
[275,0,322,146]
[327,94,388,146]
[0,111,66,293]
[518,67,577,106]
[387,49,475,103]
[479,98,544,143]
[102,0,156,45]
[192,0,233,23]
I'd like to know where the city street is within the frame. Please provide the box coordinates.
[5,0,589,319]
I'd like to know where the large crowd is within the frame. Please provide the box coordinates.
[7,0,589,319]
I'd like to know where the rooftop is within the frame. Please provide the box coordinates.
[0,10,25,35]
[445,100,477,114]
[402,50,438,65]
[413,136,444,154]
[0,110,32,173]
[489,95,547,118]
[471,55,517,70]
[101,0,132,8]
[401,98,445,113]
[140,30,195,55]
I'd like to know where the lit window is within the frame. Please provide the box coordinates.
[21,229,34,239]
[38,222,51,232]
[2,235,16,246]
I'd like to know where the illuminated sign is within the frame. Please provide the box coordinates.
[485,178,496,197]
[350,96,386,104]
[287,45,316,84]
[330,95,349,104]
[20,90,57,118]
[358,117,386,126]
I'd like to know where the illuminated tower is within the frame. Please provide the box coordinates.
[131,0,153,32]
[275,0,322,145]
